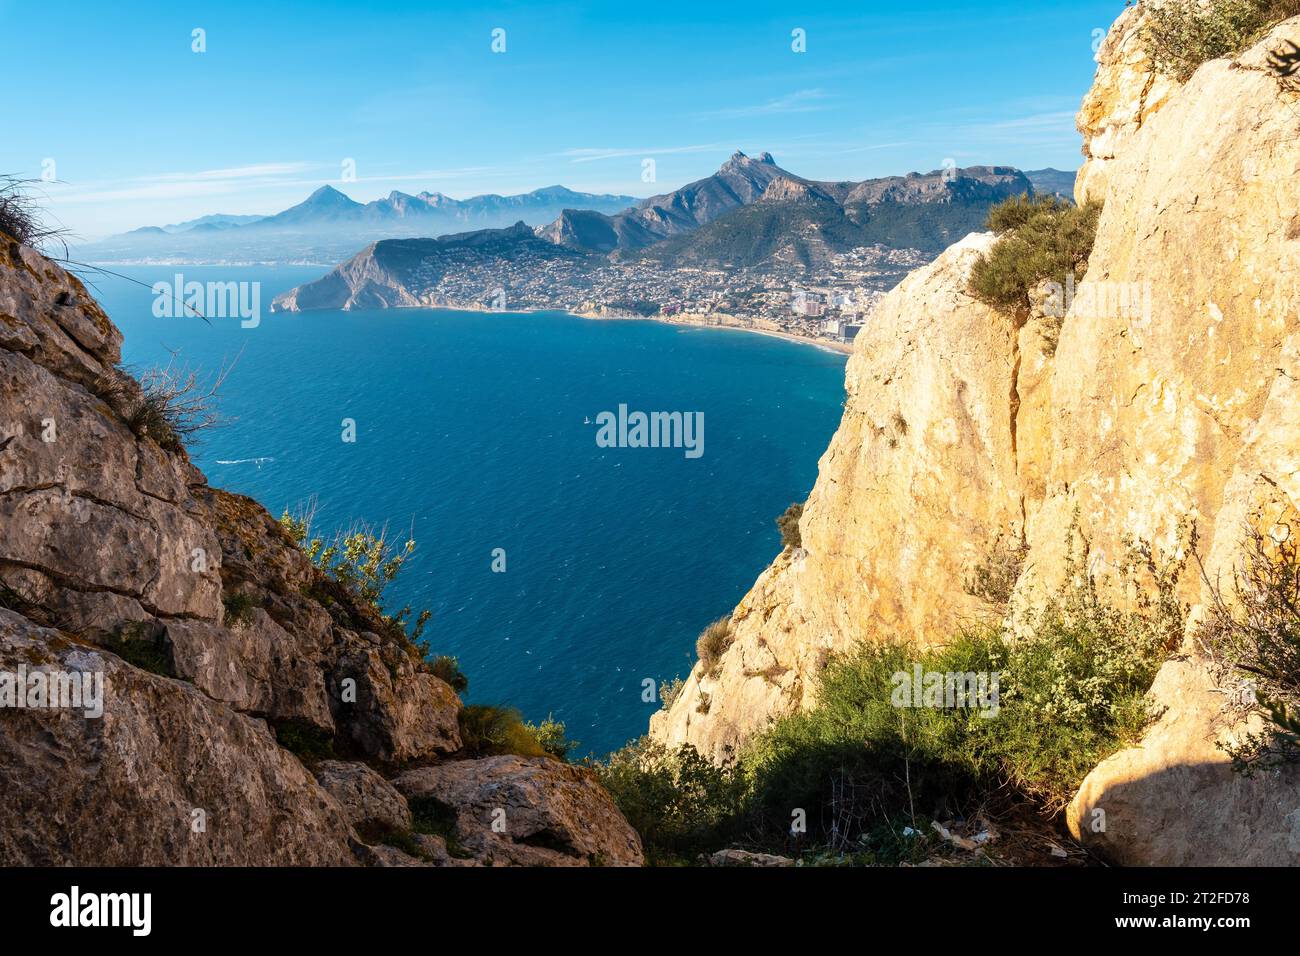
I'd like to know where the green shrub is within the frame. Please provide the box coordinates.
[273,719,335,762]
[524,714,579,760]
[591,737,747,863]
[106,621,175,678]
[598,523,1188,859]
[1140,0,1300,82]
[407,796,473,858]
[222,590,257,628]
[458,704,547,758]
[969,195,1102,324]
[279,505,431,649]
[658,676,685,710]
[776,502,804,550]
[1197,522,1300,774]
[695,617,735,676]
[430,654,469,692]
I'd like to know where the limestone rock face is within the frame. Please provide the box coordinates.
[330,645,463,764]
[651,232,1026,758]
[0,610,358,865]
[313,760,413,834]
[651,14,1300,864]
[1049,16,1300,865]
[0,236,640,866]
[1074,4,1179,206]
[394,756,645,866]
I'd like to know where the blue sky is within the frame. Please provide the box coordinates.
[1,0,1126,237]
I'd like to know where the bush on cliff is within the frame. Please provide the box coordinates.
[0,175,61,247]
[968,195,1101,328]
[430,654,469,692]
[1197,522,1300,774]
[591,737,746,863]
[1140,0,1300,82]
[695,616,735,676]
[601,524,1188,860]
[279,505,432,652]
[776,502,804,550]
[457,704,549,759]
[111,359,232,452]
[524,714,580,760]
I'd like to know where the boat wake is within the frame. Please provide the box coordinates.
[214,456,276,468]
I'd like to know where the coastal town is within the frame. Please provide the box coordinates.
[413,243,932,350]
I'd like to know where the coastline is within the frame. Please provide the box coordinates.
[98,260,855,356]
[575,309,855,355]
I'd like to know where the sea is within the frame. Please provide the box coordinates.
[83,264,847,757]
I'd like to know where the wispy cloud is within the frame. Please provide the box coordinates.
[698,89,831,120]
[47,162,328,204]
[557,144,725,164]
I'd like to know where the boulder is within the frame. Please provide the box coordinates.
[313,759,412,834]
[394,755,644,867]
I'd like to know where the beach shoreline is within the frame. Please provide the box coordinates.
[575,309,855,355]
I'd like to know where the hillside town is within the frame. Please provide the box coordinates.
[417,243,931,346]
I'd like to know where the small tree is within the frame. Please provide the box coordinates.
[969,195,1102,320]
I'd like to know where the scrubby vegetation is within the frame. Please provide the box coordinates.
[120,359,235,452]
[279,506,576,763]
[279,504,431,650]
[106,621,175,678]
[695,617,735,676]
[0,175,62,248]
[968,195,1102,337]
[1140,0,1300,82]
[222,590,257,628]
[430,654,469,692]
[591,738,748,863]
[1197,522,1300,774]
[658,676,685,710]
[776,502,804,550]
[458,706,578,760]
[524,714,580,760]
[273,720,336,762]
[965,531,1031,609]
[597,524,1189,863]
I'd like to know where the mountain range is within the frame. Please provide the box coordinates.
[273,153,1073,311]
[81,184,639,263]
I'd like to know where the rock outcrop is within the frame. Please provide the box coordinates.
[394,755,645,867]
[652,11,1300,865]
[0,238,642,866]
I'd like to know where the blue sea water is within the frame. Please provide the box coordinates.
[82,264,847,756]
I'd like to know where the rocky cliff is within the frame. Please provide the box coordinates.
[0,240,642,866]
[651,10,1300,865]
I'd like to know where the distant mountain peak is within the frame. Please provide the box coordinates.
[723,150,778,170]
[308,185,352,200]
